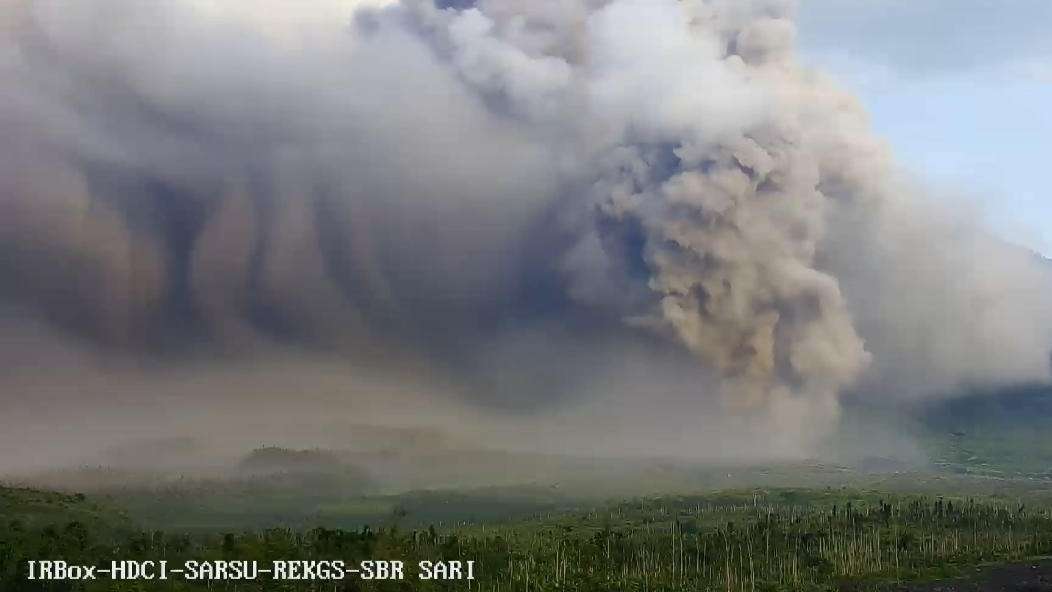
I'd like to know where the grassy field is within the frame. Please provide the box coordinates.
[5,484,1052,591]
[3,389,1052,590]
[918,385,1052,479]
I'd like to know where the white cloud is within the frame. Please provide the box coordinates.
[185,0,398,44]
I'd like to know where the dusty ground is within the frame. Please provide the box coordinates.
[884,558,1052,591]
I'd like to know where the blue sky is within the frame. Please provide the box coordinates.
[796,0,1052,256]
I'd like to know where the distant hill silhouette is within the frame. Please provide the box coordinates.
[239,447,343,473]
[919,384,1052,477]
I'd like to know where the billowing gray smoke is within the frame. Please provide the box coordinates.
[1,0,1050,461]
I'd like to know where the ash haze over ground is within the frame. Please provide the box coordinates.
[1,0,1051,475]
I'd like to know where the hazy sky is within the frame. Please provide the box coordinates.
[798,0,1052,256]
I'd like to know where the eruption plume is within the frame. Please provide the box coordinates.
[1,0,1050,461]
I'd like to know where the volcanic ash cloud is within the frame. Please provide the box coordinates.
[1,0,1050,458]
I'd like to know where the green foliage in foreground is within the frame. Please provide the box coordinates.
[3,488,1052,591]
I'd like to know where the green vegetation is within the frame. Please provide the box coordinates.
[7,396,1052,592]
[5,486,1052,591]
[919,385,1052,478]
[0,487,130,535]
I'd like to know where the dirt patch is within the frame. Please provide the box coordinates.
[884,558,1052,591]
